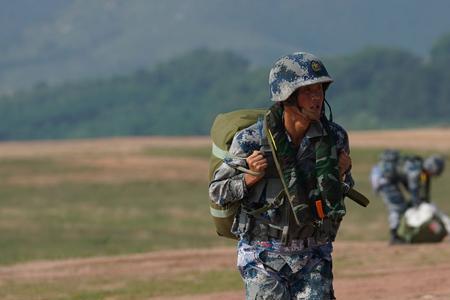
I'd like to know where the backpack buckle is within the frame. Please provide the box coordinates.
[281,225,289,245]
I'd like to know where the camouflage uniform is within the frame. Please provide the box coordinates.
[376,154,424,231]
[209,119,354,299]
[209,51,354,299]
[373,152,447,243]
[371,150,448,244]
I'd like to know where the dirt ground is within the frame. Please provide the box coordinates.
[1,130,450,299]
[1,241,450,299]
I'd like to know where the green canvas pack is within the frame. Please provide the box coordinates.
[397,210,447,243]
[208,109,266,239]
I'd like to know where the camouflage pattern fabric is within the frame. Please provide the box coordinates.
[265,103,345,226]
[238,239,335,300]
[269,52,333,102]
[313,123,345,220]
[379,184,408,230]
[264,103,307,225]
[209,117,353,238]
[376,155,429,230]
[209,116,352,299]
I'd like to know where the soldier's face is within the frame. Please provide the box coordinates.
[296,83,324,121]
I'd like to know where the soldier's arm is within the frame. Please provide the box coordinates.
[208,126,261,206]
[335,124,355,189]
[405,162,421,206]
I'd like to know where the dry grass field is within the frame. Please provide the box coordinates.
[1,129,450,299]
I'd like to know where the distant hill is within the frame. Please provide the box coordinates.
[0,33,449,140]
[2,0,450,92]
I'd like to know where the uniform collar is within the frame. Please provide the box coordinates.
[305,121,327,139]
[297,121,327,159]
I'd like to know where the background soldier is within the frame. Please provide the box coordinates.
[209,52,353,299]
[371,150,445,244]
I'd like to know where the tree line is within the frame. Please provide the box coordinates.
[0,33,449,140]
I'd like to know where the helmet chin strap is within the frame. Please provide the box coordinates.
[324,98,333,122]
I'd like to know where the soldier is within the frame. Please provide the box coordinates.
[209,52,354,299]
[371,150,446,244]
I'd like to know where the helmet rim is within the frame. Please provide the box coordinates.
[270,76,333,102]
[269,52,333,102]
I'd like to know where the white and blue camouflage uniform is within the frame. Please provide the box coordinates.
[374,154,428,231]
[209,118,354,300]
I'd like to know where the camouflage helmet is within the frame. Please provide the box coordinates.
[423,154,445,176]
[380,149,400,162]
[269,52,333,102]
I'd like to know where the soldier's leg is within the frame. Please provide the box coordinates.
[240,262,290,300]
[290,257,334,300]
[379,184,407,243]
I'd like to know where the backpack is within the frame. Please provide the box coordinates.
[209,109,266,239]
[397,203,447,243]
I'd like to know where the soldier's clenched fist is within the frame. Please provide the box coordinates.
[338,150,352,179]
[244,150,267,187]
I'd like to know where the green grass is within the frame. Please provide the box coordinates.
[0,180,234,265]
[1,145,450,299]
[0,270,243,300]
[145,270,242,298]
[0,147,449,265]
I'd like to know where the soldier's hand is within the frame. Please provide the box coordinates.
[283,104,311,146]
[244,150,267,187]
[339,150,352,179]
[283,103,311,128]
